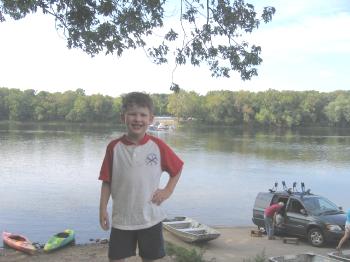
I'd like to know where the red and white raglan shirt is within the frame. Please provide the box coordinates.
[99,134,183,230]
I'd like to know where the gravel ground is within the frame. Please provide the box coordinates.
[1,226,348,262]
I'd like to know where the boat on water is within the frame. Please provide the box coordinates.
[2,231,37,255]
[162,216,220,243]
[269,253,338,262]
[44,229,75,252]
[148,124,175,132]
[328,250,350,261]
[148,120,176,133]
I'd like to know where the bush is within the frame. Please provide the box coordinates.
[165,241,205,262]
[243,250,268,262]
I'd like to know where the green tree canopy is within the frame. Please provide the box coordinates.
[1,87,350,127]
[0,0,275,88]
[325,93,350,127]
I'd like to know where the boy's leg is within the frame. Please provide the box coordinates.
[108,227,137,261]
[337,229,350,250]
[137,222,166,261]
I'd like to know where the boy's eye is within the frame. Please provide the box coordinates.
[127,112,148,117]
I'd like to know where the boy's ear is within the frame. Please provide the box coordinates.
[149,114,154,123]
[120,113,125,123]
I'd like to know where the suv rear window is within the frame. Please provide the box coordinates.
[254,193,274,209]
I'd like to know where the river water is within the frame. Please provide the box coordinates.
[1,122,350,244]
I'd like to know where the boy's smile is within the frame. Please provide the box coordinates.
[123,104,154,143]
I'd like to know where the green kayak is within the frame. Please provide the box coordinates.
[44,229,75,252]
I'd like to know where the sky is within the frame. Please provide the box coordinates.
[0,0,349,97]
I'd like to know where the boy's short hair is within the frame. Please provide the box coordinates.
[121,92,154,114]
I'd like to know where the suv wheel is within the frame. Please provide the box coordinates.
[308,228,324,247]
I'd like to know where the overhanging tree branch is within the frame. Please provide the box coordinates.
[0,0,275,89]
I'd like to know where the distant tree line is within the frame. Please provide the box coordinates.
[1,87,350,127]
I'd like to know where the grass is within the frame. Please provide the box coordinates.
[243,250,268,262]
[165,241,205,262]
[165,241,268,262]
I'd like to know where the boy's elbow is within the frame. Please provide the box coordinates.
[101,181,111,190]
[175,167,183,177]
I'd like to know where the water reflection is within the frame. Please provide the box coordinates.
[173,126,350,164]
[1,122,350,244]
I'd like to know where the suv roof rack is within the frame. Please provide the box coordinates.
[269,181,312,196]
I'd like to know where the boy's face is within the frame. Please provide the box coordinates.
[122,104,154,141]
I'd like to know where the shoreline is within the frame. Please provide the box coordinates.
[1,226,347,262]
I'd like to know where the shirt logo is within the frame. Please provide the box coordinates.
[146,153,158,165]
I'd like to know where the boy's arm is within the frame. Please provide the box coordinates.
[99,181,111,231]
[152,169,182,206]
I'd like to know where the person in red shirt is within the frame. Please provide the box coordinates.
[264,202,284,239]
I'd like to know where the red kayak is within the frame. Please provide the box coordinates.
[2,232,36,255]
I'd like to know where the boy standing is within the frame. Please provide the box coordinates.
[99,92,183,262]
[336,208,350,252]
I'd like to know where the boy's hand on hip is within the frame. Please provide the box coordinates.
[99,209,110,231]
[152,189,172,206]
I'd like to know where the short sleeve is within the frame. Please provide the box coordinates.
[98,141,117,182]
[152,138,183,177]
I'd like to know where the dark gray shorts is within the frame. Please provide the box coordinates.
[108,222,165,260]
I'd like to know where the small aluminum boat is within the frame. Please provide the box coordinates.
[269,252,338,262]
[162,216,220,243]
[328,250,350,262]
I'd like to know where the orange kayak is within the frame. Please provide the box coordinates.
[2,231,37,255]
